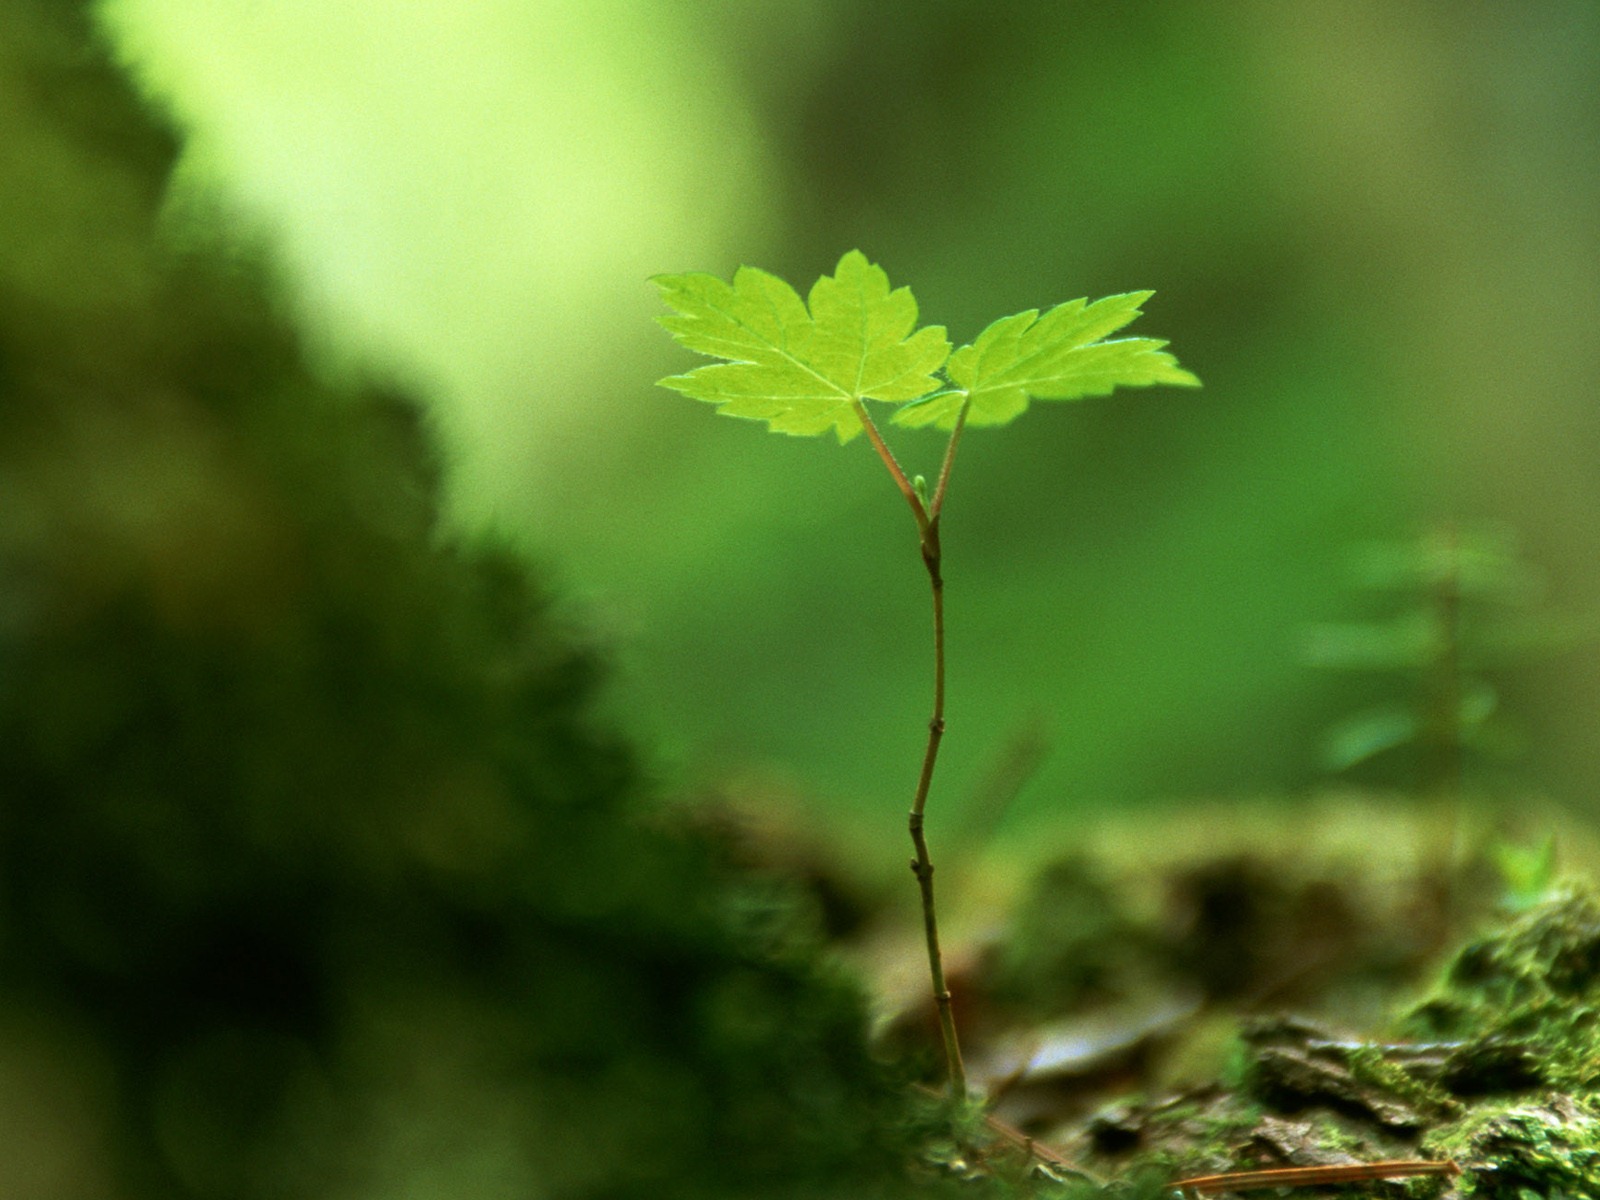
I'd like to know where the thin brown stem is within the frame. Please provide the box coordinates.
[853,400,929,534]
[908,513,964,1097]
[911,526,960,1097]
[854,397,967,1100]
[928,395,971,520]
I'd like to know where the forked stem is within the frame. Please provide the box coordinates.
[853,399,970,1101]
[854,400,931,535]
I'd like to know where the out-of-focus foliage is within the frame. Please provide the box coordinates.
[1491,833,1560,912]
[1306,526,1595,788]
[89,1,1600,828]
[0,5,933,1197]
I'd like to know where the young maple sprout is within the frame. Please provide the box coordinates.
[653,250,1199,1103]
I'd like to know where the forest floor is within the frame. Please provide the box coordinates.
[798,790,1600,1198]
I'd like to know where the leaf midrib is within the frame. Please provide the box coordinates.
[715,289,855,407]
[972,334,1156,398]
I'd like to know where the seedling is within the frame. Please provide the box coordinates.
[653,250,1198,1101]
[1306,524,1594,793]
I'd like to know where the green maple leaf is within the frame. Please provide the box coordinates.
[892,291,1199,430]
[654,250,950,443]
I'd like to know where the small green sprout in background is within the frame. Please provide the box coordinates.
[1305,523,1593,794]
[654,250,1198,1103]
[1305,524,1597,916]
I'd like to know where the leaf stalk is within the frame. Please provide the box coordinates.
[853,400,930,536]
[928,395,971,520]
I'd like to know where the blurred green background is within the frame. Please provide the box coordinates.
[102,0,1600,837]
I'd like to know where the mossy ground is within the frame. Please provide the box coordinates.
[911,811,1600,1200]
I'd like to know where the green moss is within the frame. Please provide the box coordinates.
[1399,885,1600,1094]
[1342,1043,1455,1120]
[1423,1096,1600,1199]
[1073,888,1600,1198]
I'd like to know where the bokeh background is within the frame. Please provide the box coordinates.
[100,0,1600,839]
